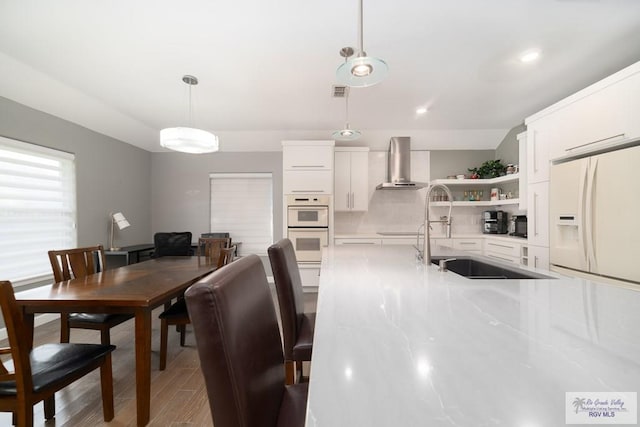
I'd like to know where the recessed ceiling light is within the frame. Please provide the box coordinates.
[520,50,541,63]
[416,107,428,115]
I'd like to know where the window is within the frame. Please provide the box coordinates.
[0,136,77,286]
[209,173,273,256]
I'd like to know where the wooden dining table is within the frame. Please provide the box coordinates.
[13,256,218,426]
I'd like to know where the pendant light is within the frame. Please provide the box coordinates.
[333,48,362,141]
[336,0,388,87]
[160,75,219,154]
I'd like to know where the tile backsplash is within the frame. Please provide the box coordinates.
[334,151,523,236]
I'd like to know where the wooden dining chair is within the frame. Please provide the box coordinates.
[196,237,231,262]
[158,244,236,370]
[185,254,308,427]
[48,245,133,345]
[268,238,316,384]
[0,281,116,426]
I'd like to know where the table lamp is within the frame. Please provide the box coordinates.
[109,212,130,251]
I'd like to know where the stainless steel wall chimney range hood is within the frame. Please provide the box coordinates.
[376,137,426,190]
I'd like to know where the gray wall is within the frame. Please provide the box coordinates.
[495,124,526,166]
[429,150,495,180]
[0,97,152,248]
[150,151,283,247]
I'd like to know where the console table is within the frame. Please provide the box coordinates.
[105,244,155,268]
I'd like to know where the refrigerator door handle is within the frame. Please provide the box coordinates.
[585,158,598,272]
[578,161,589,267]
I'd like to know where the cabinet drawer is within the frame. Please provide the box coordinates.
[283,170,333,194]
[284,145,334,170]
[381,238,417,245]
[335,238,382,245]
[430,238,453,249]
[484,239,521,257]
[453,239,482,252]
[485,253,520,264]
[299,266,320,287]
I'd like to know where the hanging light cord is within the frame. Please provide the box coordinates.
[188,82,193,127]
[358,0,364,55]
[345,91,351,129]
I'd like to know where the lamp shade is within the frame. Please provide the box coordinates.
[336,55,389,88]
[112,212,130,230]
[332,128,362,141]
[160,127,219,154]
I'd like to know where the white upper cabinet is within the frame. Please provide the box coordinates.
[525,61,640,164]
[282,140,334,170]
[334,147,369,212]
[282,140,335,195]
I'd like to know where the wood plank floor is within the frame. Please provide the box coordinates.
[0,289,317,426]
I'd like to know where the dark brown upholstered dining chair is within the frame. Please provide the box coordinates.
[0,281,115,426]
[48,245,133,345]
[185,254,308,427]
[158,243,236,370]
[268,238,316,385]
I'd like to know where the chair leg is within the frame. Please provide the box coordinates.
[100,353,115,421]
[159,318,168,371]
[16,400,33,427]
[100,328,111,346]
[285,360,296,385]
[179,324,186,347]
[44,395,55,419]
[60,313,70,343]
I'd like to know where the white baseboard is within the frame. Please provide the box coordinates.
[0,313,59,341]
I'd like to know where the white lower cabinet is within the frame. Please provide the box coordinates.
[452,238,482,253]
[335,238,382,245]
[299,265,321,289]
[484,238,521,264]
[522,244,550,270]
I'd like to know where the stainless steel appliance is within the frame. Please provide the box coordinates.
[550,142,640,284]
[509,215,527,237]
[376,137,426,190]
[286,195,330,263]
[483,210,508,234]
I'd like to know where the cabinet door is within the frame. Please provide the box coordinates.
[527,181,549,247]
[283,145,334,170]
[349,151,369,211]
[517,132,528,210]
[283,170,333,194]
[526,126,550,183]
[526,244,550,270]
[334,152,351,211]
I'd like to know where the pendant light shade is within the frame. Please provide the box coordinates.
[160,75,219,154]
[333,69,362,141]
[336,0,388,87]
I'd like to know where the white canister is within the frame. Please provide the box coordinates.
[490,188,500,201]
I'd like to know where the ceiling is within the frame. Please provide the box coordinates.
[1,0,640,152]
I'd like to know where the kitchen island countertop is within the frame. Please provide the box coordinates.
[306,244,640,426]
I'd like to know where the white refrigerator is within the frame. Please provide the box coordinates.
[550,143,640,285]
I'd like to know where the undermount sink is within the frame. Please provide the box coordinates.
[431,257,554,280]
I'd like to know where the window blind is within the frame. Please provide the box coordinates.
[0,136,77,286]
[209,173,273,256]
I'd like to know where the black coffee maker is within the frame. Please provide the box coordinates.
[483,210,509,234]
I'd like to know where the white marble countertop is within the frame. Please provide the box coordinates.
[306,245,640,426]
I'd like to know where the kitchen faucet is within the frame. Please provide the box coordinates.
[416,183,453,265]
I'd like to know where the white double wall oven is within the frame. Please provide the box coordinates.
[286,195,330,263]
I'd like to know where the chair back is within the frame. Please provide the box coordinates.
[0,281,35,395]
[48,245,105,282]
[217,245,236,269]
[201,232,230,239]
[185,255,285,427]
[267,238,305,360]
[153,232,192,257]
[197,237,231,263]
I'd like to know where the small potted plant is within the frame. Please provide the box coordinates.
[468,160,507,179]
